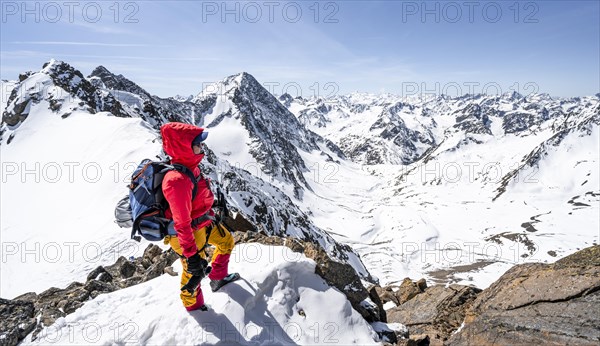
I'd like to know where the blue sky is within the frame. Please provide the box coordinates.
[1,0,599,98]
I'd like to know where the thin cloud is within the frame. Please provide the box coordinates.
[8,41,167,48]
[0,51,221,62]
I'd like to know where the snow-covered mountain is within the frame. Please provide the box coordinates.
[1,59,598,345]
[192,72,345,200]
[0,60,371,290]
[0,60,388,345]
[284,91,598,166]
[282,91,599,287]
[88,65,201,127]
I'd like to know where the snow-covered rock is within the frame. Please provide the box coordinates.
[20,244,380,345]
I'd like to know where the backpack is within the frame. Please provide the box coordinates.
[115,159,206,242]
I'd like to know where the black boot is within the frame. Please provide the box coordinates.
[210,273,240,292]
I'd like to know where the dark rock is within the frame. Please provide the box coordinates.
[18,71,33,82]
[122,276,145,288]
[107,256,138,279]
[447,245,600,345]
[368,285,387,322]
[86,266,113,282]
[143,244,163,262]
[411,334,431,346]
[0,298,36,346]
[84,279,115,294]
[375,285,400,306]
[13,292,37,303]
[141,258,153,269]
[387,284,481,343]
[372,321,398,344]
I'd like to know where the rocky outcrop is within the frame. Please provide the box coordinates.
[380,278,428,307]
[193,72,344,199]
[452,103,492,135]
[0,298,36,346]
[375,246,600,345]
[386,282,481,345]
[447,245,600,345]
[0,244,178,346]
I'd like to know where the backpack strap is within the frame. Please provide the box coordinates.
[170,163,198,200]
[191,213,215,228]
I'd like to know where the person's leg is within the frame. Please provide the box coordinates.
[165,227,209,310]
[206,223,235,281]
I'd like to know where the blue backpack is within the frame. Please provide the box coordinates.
[115,159,201,242]
[130,159,202,241]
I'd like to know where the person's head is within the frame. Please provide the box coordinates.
[160,122,208,168]
[192,132,208,155]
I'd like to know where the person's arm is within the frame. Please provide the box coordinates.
[162,172,197,258]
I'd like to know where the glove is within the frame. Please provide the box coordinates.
[186,252,209,277]
[182,253,212,294]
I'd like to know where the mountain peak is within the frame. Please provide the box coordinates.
[196,71,262,99]
[224,71,260,89]
[90,65,113,77]
[89,66,150,99]
[501,90,523,101]
[40,59,77,76]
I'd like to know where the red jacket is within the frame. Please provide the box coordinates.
[160,122,214,258]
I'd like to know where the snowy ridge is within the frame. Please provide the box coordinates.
[200,149,372,279]
[20,244,379,345]
[284,91,599,166]
[88,66,199,127]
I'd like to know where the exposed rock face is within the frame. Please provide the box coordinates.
[1,60,128,130]
[377,246,600,345]
[452,103,492,135]
[233,231,385,323]
[447,245,600,345]
[0,244,178,346]
[284,90,598,167]
[387,283,481,345]
[376,278,429,309]
[193,72,346,199]
[88,65,201,127]
[90,65,151,99]
[0,298,36,346]
[200,149,373,282]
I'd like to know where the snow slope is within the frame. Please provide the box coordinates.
[21,244,379,345]
[0,101,161,298]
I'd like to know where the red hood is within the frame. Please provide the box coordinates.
[160,122,206,169]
